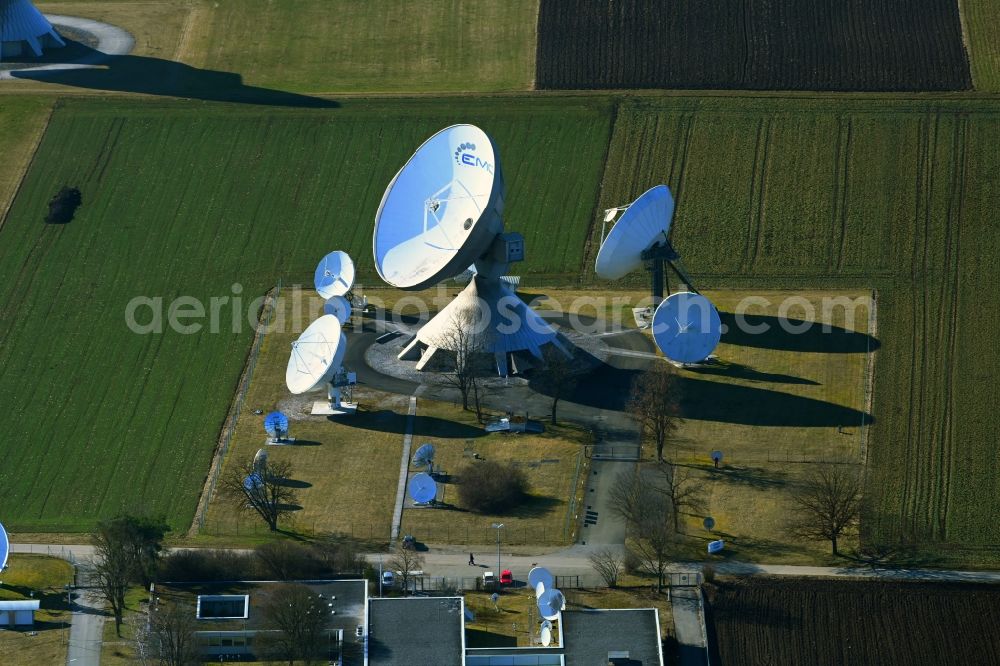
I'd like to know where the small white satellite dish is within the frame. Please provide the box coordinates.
[314,251,356,299]
[528,566,554,591]
[595,185,674,280]
[541,620,553,631]
[708,540,725,554]
[373,124,504,291]
[703,517,716,531]
[651,292,722,363]
[537,588,565,621]
[0,522,9,571]
[408,472,437,504]
[413,443,435,473]
[540,624,552,647]
[323,295,352,324]
[253,448,268,473]
[285,315,346,394]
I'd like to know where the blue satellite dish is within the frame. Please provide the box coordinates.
[264,411,289,438]
[243,473,264,492]
[408,473,437,504]
[0,521,9,571]
[314,251,356,299]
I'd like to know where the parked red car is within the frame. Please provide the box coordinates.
[500,569,514,586]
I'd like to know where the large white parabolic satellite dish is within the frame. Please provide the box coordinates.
[374,124,505,291]
[528,566,554,591]
[537,588,565,621]
[595,185,674,280]
[0,521,9,571]
[651,291,722,363]
[314,251,356,299]
[285,315,346,394]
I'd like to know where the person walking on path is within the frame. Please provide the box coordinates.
[469,552,476,566]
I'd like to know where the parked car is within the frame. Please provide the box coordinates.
[382,570,395,587]
[500,569,514,586]
[402,534,416,550]
[482,571,496,588]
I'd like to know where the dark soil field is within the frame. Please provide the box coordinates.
[536,0,972,91]
[706,577,1000,665]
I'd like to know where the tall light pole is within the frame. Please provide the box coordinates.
[491,523,504,593]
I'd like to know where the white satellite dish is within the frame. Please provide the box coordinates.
[408,472,437,504]
[651,292,722,363]
[708,540,725,554]
[537,588,565,621]
[314,251,356,299]
[540,624,552,647]
[323,295,352,324]
[595,185,674,280]
[413,443,435,471]
[0,522,9,571]
[374,124,504,291]
[285,315,346,394]
[528,566,554,591]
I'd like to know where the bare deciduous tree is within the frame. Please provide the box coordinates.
[534,345,578,425]
[434,311,491,416]
[609,468,678,591]
[222,457,298,532]
[588,548,624,588]
[143,600,200,666]
[789,464,862,556]
[388,545,425,596]
[258,583,331,664]
[626,364,682,461]
[92,514,169,636]
[653,462,703,533]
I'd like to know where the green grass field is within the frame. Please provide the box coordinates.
[959,0,1000,91]
[0,97,53,218]
[597,97,1000,563]
[2,91,1000,564]
[0,97,611,532]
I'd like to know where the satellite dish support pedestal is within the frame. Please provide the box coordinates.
[310,369,358,416]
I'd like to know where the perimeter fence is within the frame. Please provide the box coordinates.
[196,280,282,531]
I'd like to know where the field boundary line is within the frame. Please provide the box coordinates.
[859,288,878,467]
[390,394,418,544]
[188,281,281,537]
[0,100,54,233]
[956,0,975,87]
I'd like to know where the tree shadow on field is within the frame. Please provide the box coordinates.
[686,360,819,386]
[679,463,789,490]
[273,477,312,489]
[11,41,338,108]
[566,362,872,427]
[720,311,880,353]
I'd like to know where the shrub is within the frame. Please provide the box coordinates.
[456,460,528,513]
[45,186,82,224]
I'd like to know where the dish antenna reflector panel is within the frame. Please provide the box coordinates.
[540,624,552,647]
[408,472,437,504]
[374,125,563,376]
[314,251,356,299]
[528,567,554,591]
[536,588,565,621]
[708,540,725,554]
[595,185,674,280]
[243,473,264,492]
[412,443,435,472]
[703,516,716,531]
[264,411,289,439]
[0,521,9,571]
[651,292,722,363]
[285,315,346,394]
[374,125,504,291]
[323,295,352,324]
[253,448,269,473]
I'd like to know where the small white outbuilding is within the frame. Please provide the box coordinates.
[0,600,40,627]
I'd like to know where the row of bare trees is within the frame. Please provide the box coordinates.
[590,362,864,590]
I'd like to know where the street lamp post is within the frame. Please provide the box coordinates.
[491,523,504,593]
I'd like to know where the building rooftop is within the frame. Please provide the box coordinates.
[560,609,663,665]
[153,580,367,665]
[368,596,465,666]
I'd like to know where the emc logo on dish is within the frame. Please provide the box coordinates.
[454,142,494,174]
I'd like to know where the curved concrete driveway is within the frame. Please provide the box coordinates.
[0,15,133,80]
